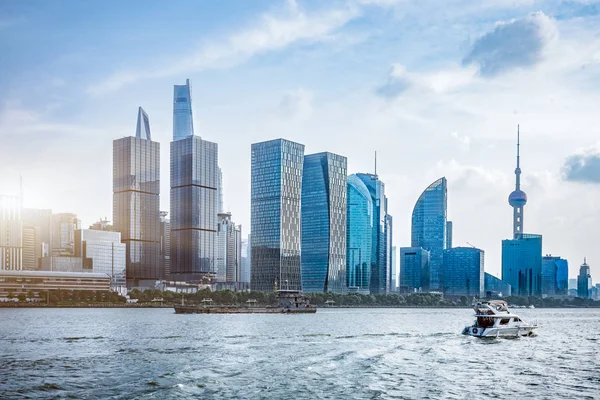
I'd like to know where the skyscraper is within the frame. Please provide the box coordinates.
[446,221,453,249]
[113,107,161,287]
[356,173,391,294]
[251,139,304,292]
[216,212,242,282]
[159,211,170,277]
[51,213,80,256]
[484,273,512,297]
[542,255,569,296]
[411,177,447,291]
[240,236,251,283]
[1,194,23,271]
[301,152,347,294]
[75,229,126,294]
[399,247,430,293]
[22,208,52,269]
[501,128,543,297]
[170,80,219,282]
[346,175,373,294]
[173,79,194,141]
[442,247,484,298]
[577,258,592,299]
[391,245,397,291]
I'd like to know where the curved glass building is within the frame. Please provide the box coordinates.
[411,177,447,291]
[301,152,347,293]
[346,175,373,294]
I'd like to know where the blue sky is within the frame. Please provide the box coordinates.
[2,0,600,279]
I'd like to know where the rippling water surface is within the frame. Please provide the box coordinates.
[1,308,599,399]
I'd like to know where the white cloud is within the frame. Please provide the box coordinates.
[88,1,362,95]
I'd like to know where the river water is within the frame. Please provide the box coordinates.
[1,308,599,399]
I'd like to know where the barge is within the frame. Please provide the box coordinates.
[174,290,317,314]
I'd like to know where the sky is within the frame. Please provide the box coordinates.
[1,0,600,280]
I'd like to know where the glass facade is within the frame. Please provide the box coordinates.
[250,139,304,292]
[22,208,52,269]
[216,212,242,282]
[170,136,218,280]
[484,273,512,297]
[442,247,484,298]
[356,173,390,294]
[173,79,194,141]
[541,255,568,296]
[159,211,170,277]
[346,175,372,294]
[399,247,430,293]
[411,177,447,291]
[113,113,161,286]
[577,260,592,299]
[0,194,22,271]
[301,152,347,294]
[51,213,80,255]
[391,245,397,291]
[75,229,126,294]
[501,233,542,296]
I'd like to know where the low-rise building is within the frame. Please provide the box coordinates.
[0,270,111,298]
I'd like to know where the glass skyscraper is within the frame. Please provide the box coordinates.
[399,247,430,293]
[173,79,194,141]
[250,139,304,292]
[442,247,484,298]
[502,234,542,296]
[301,152,347,294]
[170,79,219,282]
[346,175,372,294]
[113,107,161,287]
[577,259,592,299]
[484,273,512,297]
[356,173,391,294]
[411,177,447,291]
[541,255,569,296]
[170,136,218,281]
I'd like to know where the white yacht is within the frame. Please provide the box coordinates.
[462,300,537,338]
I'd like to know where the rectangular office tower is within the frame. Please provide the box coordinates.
[0,194,23,271]
[170,136,218,281]
[442,247,484,298]
[399,247,430,293]
[113,107,161,287]
[301,152,347,293]
[501,234,542,296]
[251,139,304,292]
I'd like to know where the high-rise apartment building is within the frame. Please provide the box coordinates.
[356,173,391,294]
[399,247,430,293]
[113,107,161,287]
[170,80,219,282]
[301,152,347,294]
[0,194,23,271]
[216,212,242,282]
[250,139,304,292]
[22,208,52,270]
[501,128,543,297]
[346,175,373,294]
[411,177,447,291]
[442,247,484,298]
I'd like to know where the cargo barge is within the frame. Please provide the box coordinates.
[174,290,317,314]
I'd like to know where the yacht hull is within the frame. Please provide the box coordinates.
[462,325,536,338]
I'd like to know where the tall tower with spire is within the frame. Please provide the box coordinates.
[508,125,527,239]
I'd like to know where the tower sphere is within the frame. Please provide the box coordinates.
[508,189,527,207]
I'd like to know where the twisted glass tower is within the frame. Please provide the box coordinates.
[301,152,347,294]
[173,79,194,141]
[170,80,218,281]
[411,177,447,291]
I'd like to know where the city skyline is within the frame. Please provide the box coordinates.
[2,1,600,279]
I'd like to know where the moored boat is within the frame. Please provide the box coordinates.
[462,300,537,338]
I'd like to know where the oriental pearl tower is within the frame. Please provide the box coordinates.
[508,125,527,239]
